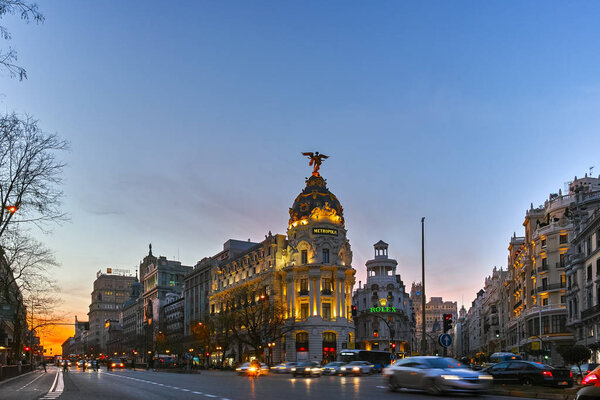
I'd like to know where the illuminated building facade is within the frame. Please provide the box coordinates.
[353,241,414,355]
[209,163,356,363]
[506,175,600,364]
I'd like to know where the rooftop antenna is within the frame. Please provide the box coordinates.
[590,166,595,176]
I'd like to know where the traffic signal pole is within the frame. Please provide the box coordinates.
[420,217,427,356]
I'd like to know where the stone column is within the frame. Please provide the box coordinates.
[335,277,341,319]
[341,278,346,319]
[286,275,294,319]
[315,275,321,317]
[310,277,315,316]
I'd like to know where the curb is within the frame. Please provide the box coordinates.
[490,389,576,399]
[0,368,39,386]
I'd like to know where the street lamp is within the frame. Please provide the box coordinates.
[420,217,427,355]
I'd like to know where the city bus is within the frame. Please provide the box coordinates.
[339,350,392,366]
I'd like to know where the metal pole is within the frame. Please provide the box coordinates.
[420,217,427,355]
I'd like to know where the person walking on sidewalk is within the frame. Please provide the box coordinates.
[42,360,47,372]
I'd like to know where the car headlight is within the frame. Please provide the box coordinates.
[353,367,360,371]
[441,375,461,381]
[291,368,296,371]
[312,368,321,372]
[236,368,241,371]
[341,367,346,371]
[479,375,493,380]
[249,367,256,372]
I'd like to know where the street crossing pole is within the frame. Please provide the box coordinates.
[420,217,427,356]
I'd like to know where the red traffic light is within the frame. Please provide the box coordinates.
[24,346,31,351]
[391,343,396,349]
[205,352,210,357]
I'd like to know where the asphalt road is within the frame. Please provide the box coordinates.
[0,366,541,400]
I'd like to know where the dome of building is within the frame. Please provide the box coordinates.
[289,175,345,227]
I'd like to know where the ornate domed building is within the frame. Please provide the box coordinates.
[280,156,356,363]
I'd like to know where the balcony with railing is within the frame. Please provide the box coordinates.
[513,300,522,310]
[298,289,309,297]
[537,283,566,292]
[581,304,600,320]
[321,289,333,296]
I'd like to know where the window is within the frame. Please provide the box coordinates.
[559,233,567,244]
[542,297,548,306]
[321,278,332,294]
[541,257,547,268]
[301,250,308,264]
[300,279,308,292]
[322,303,331,320]
[597,259,600,276]
[552,315,566,333]
[560,253,565,268]
[588,265,593,282]
[587,238,592,256]
[541,238,546,247]
[322,249,330,263]
[300,303,309,319]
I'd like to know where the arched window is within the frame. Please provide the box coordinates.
[296,332,309,352]
[371,284,379,291]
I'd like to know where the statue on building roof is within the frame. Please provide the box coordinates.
[302,151,329,176]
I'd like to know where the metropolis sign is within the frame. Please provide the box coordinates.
[312,227,338,236]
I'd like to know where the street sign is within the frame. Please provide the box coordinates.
[438,333,453,348]
[390,353,397,360]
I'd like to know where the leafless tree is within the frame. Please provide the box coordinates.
[221,278,293,362]
[0,113,69,239]
[0,229,63,360]
[0,0,44,80]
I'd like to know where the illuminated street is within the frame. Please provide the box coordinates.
[1,366,539,400]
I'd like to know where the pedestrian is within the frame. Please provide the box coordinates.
[42,359,47,373]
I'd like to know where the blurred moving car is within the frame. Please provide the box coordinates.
[571,363,600,384]
[371,363,384,373]
[577,365,600,399]
[384,356,492,395]
[272,362,298,373]
[340,361,374,376]
[322,361,346,375]
[108,358,125,370]
[76,360,85,368]
[487,360,572,387]
[291,362,322,377]
[235,362,269,376]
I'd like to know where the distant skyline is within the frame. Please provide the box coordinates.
[2,1,600,354]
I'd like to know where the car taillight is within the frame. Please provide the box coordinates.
[582,374,599,385]
[542,371,552,377]
[570,371,573,378]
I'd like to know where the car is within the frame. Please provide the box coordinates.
[272,362,298,373]
[76,360,85,368]
[108,358,125,369]
[576,385,600,400]
[291,362,322,377]
[372,363,384,373]
[340,361,374,376]
[236,362,252,375]
[260,363,270,375]
[384,356,493,395]
[577,365,600,399]
[322,361,345,375]
[571,363,600,384]
[487,360,572,387]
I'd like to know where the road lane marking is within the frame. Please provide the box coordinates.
[49,369,60,392]
[103,372,228,399]
[17,371,45,390]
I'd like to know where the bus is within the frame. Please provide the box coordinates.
[339,350,392,366]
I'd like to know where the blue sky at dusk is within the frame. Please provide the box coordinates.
[2,1,600,347]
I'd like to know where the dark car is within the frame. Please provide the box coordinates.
[571,363,600,384]
[108,358,125,370]
[487,361,572,387]
[576,385,600,400]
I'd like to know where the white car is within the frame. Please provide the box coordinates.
[272,362,298,373]
[340,361,374,376]
[236,362,269,375]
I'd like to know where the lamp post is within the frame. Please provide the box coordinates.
[420,217,427,355]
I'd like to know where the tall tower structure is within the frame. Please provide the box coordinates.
[282,155,356,363]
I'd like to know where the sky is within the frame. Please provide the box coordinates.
[2,1,600,355]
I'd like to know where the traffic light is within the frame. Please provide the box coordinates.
[390,343,396,351]
[24,346,31,352]
[351,305,357,317]
[443,313,453,333]
[373,330,379,338]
